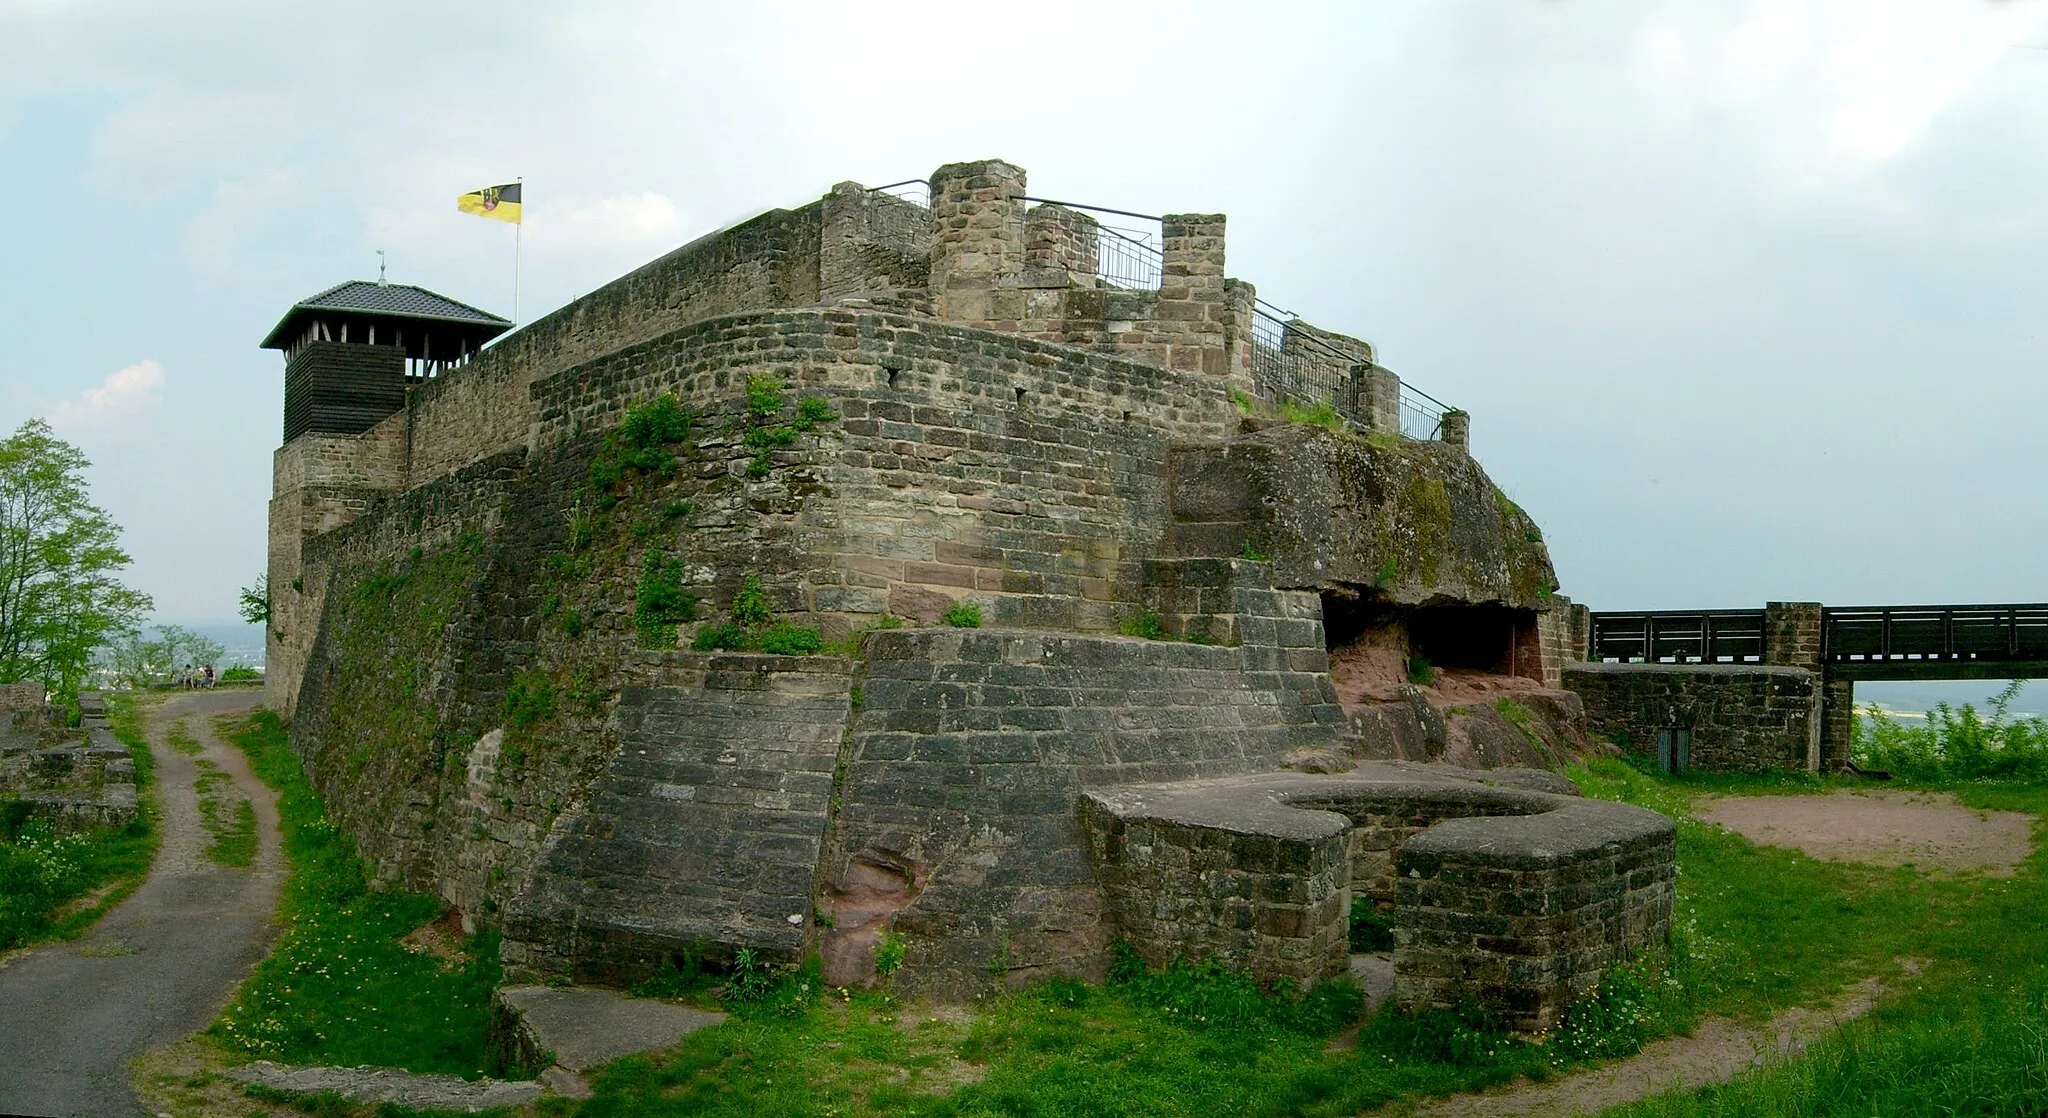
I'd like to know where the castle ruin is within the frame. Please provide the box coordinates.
[263,159,1670,1030]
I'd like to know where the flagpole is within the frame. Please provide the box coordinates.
[513,176,523,324]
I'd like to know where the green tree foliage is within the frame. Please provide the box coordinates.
[102,624,226,688]
[0,419,150,699]
[238,573,270,626]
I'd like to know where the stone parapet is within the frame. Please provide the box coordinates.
[1080,766,1674,1031]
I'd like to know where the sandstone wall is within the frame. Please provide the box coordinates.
[1563,662,1820,772]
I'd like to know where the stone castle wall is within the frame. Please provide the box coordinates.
[269,157,1607,1002]
[1564,662,1819,772]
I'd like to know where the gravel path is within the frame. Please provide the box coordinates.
[0,691,280,1118]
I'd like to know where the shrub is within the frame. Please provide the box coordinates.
[874,930,908,977]
[692,623,747,652]
[1349,896,1395,951]
[746,374,786,420]
[1407,656,1434,686]
[1856,682,2048,781]
[1120,611,1167,640]
[757,623,823,655]
[635,551,698,648]
[503,669,557,730]
[220,666,261,682]
[941,602,982,629]
[731,575,773,627]
[796,396,837,425]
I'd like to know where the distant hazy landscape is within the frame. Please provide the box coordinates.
[1856,679,2043,720]
[154,620,266,671]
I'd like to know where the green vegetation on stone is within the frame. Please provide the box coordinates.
[1120,611,1167,641]
[1348,896,1394,951]
[211,710,509,1077]
[328,534,478,775]
[591,393,692,494]
[1406,656,1434,686]
[635,550,698,648]
[503,669,558,730]
[742,373,838,477]
[940,602,982,629]
[0,692,157,949]
[688,574,824,655]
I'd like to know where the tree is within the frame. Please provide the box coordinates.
[239,573,270,626]
[100,625,226,689]
[0,419,151,699]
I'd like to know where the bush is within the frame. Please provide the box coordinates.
[1120,611,1167,640]
[941,602,982,629]
[503,669,557,730]
[757,623,823,655]
[731,576,773,628]
[692,623,747,652]
[1349,896,1395,951]
[220,665,262,682]
[635,551,698,648]
[1856,681,2048,782]
[1407,656,1434,686]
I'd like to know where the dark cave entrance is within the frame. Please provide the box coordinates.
[1322,589,1543,681]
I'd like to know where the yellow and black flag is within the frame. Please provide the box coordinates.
[457,182,522,224]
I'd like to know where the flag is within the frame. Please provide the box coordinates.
[458,182,522,224]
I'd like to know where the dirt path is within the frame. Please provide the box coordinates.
[1406,974,1891,1117]
[0,691,281,1118]
[1697,789,2033,873]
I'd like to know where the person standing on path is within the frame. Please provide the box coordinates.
[0,690,283,1118]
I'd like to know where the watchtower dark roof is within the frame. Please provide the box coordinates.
[259,280,511,358]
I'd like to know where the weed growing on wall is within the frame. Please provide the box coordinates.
[211,711,511,1077]
[941,602,982,629]
[1120,611,1168,640]
[503,669,558,731]
[635,550,698,647]
[742,373,838,477]
[689,573,824,654]
[590,392,692,500]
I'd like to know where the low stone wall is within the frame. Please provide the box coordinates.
[1564,662,1819,772]
[1080,767,1674,1032]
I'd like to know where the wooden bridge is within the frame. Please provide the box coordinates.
[1588,603,2048,681]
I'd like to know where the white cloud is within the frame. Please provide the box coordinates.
[1630,0,2048,202]
[51,360,165,434]
[185,166,305,276]
[545,191,687,253]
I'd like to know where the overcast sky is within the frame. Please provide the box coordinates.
[2,0,2046,626]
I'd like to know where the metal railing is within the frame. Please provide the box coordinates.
[866,178,1458,438]
[1589,610,1769,664]
[868,179,930,208]
[1399,383,1449,440]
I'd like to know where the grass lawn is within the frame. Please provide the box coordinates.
[191,718,2048,1116]
[210,710,509,1077]
[0,691,160,949]
[559,761,2048,1117]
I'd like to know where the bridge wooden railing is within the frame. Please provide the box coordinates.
[1588,610,1767,664]
[1821,604,2048,665]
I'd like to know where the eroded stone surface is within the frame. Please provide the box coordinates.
[494,985,725,1073]
[222,1062,541,1112]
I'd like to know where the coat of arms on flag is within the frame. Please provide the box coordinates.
[458,182,523,224]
